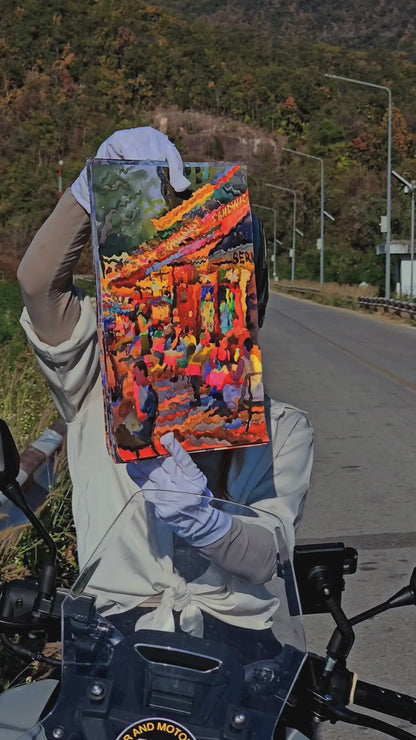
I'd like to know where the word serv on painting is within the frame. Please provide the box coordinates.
[88,158,269,462]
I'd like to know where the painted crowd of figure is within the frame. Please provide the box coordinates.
[102,273,264,451]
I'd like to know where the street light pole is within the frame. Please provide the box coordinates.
[251,204,277,280]
[392,170,415,299]
[411,187,415,299]
[58,159,64,199]
[324,73,392,298]
[265,183,297,282]
[283,148,325,285]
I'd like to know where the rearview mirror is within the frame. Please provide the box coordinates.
[0,419,20,492]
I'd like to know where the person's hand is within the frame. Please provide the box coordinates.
[71,126,191,213]
[127,432,232,547]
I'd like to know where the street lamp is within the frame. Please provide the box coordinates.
[324,73,392,298]
[283,148,325,285]
[392,170,415,299]
[251,203,278,280]
[265,183,297,283]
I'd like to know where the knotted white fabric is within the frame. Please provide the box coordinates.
[134,568,279,638]
[134,579,204,637]
[86,493,279,636]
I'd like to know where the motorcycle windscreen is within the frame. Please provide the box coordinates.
[34,492,307,740]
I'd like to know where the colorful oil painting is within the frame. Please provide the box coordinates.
[88,159,269,461]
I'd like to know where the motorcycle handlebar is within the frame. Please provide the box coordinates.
[306,654,416,736]
[353,679,416,726]
[0,581,67,637]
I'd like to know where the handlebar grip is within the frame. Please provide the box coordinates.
[354,679,416,725]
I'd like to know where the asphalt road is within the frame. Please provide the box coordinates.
[261,290,416,739]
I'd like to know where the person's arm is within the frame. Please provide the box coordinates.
[201,519,277,585]
[17,190,90,346]
[253,404,314,551]
[230,357,244,382]
[17,188,101,423]
[201,402,314,582]
[18,126,191,348]
[18,127,191,421]
[131,408,313,586]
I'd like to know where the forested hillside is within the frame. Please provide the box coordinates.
[155,0,416,57]
[1,0,416,286]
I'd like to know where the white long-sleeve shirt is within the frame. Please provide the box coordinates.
[20,293,313,604]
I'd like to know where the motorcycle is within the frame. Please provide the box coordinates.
[0,418,416,740]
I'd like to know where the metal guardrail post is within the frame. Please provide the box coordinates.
[358,296,416,319]
[274,287,416,318]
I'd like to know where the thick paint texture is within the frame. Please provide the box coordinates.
[89,159,268,461]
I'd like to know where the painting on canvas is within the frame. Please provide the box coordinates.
[88,158,269,461]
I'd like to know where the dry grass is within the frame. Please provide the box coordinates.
[276,279,378,299]
[0,279,58,448]
[0,460,77,690]
[0,346,58,451]
[0,296,76,688]
[273,279,378,311]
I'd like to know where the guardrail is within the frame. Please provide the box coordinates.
[273,283,321,296]
[274,285,416,319]
[358,296,416,319]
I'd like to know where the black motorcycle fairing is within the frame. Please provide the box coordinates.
[20,492,307,740]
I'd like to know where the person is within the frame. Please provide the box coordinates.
[231,335,264,410]
[136,303,151,356]
[17,126,314,632]
[132,359,158,444]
